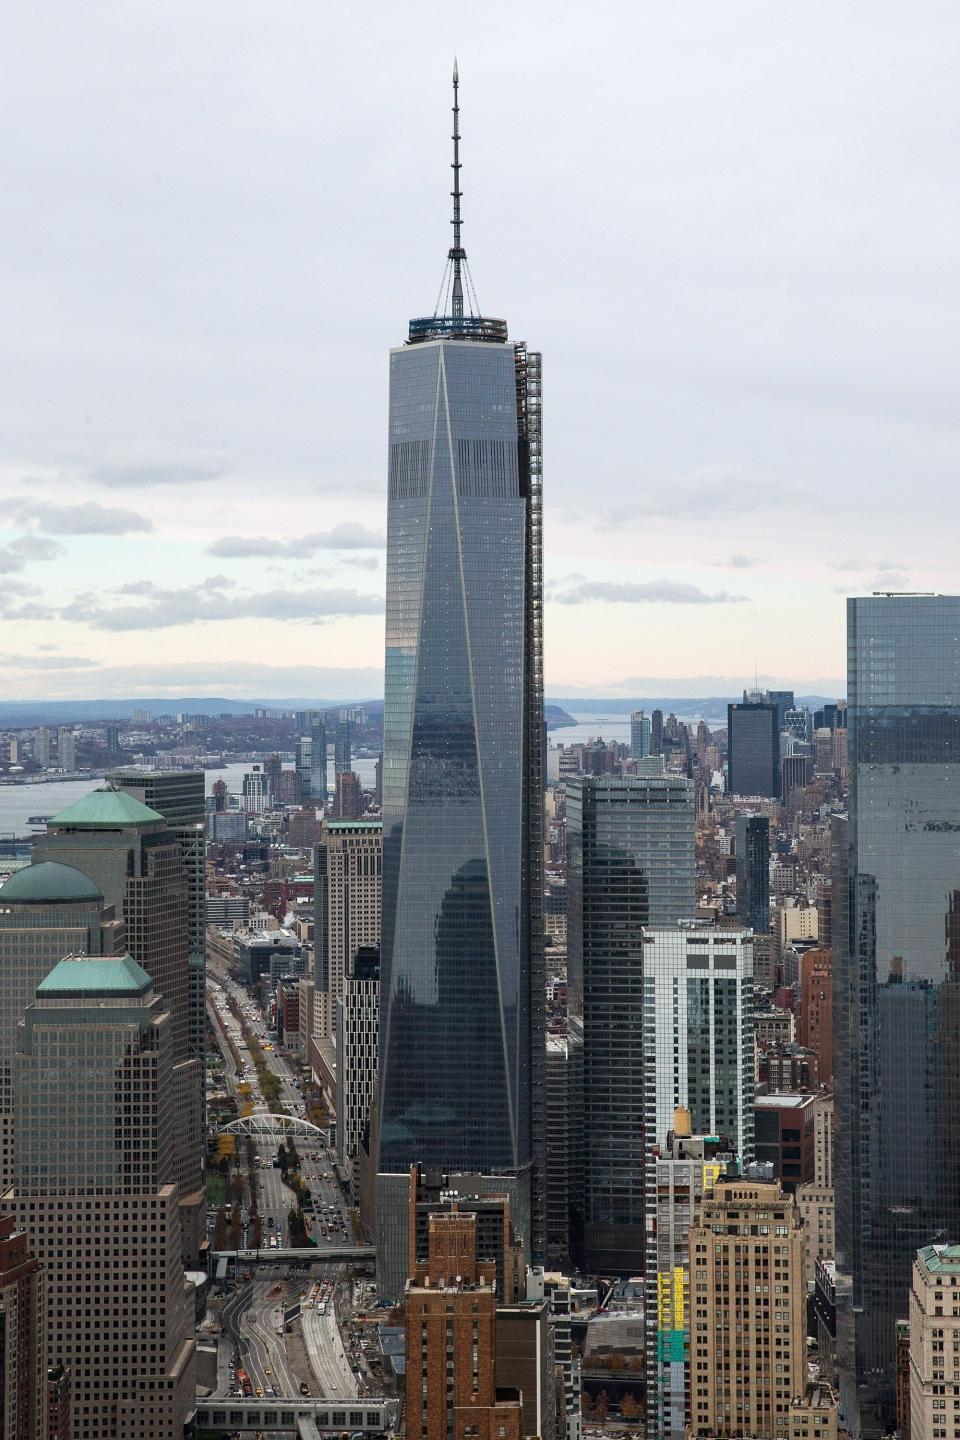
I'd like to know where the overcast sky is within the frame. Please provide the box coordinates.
[2,1,957,702]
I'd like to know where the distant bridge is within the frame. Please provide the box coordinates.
[194,1396,397,1434]
[219,1114,329,1140]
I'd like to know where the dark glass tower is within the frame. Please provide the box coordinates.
[735,813,770,935]
[377,69,545,1254]
[727,700,780,797]
[834,595,960,1436]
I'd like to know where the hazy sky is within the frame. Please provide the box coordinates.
[2,1,957,701]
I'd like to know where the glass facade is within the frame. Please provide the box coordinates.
[735,814,770,934]
[835,595,960,1436]
[378,335,542,1217]
[566,774,695,1272]
[727,702,780,797]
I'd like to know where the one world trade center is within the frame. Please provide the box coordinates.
[376,67,545,1263]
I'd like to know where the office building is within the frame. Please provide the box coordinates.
[644,1111,733,1440]
[295,735,313,801]
[798,946,833,1085]
[496,1285,556,1440]
[109,770,207,1121]
[651,709,664,755]
[55,728,75,772]
[2,955,195,1439]
[378,70,545,1255]
[688,1179,805,1439]
[642,925,754,1162]
[630,710,652,760]
[310,715,328,803]
[105,724,120,756]
[567,770,695,1272]
[781,753,813,806]
[545,1033,575,1269]
[0,1214,46,1438]
[315,819,381,1038]
[767,690,795,729]
[334,715,352,775]
[735,814,770,935]
[332,769,363,820]
[404,1209,521,1440]
[0,862,125,1190]
[834,595,960,1435]
[754,1092,818,1192]
[908,1244,960,1440]
[241,766,267,813]
[727,701,780,798]
[796,1094,836,1286]
[35,788,203,1260]
[336,945,380,1190]
[376,1165,524,1310]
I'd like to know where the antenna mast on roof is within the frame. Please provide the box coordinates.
[449,60,465,319]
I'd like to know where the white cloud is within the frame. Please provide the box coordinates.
[11,500,152,535]
[59,575,384,631]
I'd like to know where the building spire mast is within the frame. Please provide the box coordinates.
[449,59,465,319]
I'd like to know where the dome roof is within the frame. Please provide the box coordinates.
[0,862,103,905]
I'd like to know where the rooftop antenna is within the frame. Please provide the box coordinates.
[449,59,465,319]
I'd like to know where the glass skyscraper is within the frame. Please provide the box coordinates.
[727,700,780,797]
[735,813,770,935]
[835,594,960,1436]
[377,72,544,1254]
[566,768,695,1272]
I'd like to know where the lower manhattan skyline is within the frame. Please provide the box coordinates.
[3,6,960,1440]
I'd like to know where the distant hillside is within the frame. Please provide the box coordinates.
[545,704,577,730]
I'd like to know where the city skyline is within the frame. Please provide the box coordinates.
[3,3,959,698]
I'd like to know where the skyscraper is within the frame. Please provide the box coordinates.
[1,955,196,1439]
[688,1179,806,1440]
[727,701,780,797]
[35,788,203,1261]
[109,769,207,1124]
[310,715,328,802]
[630,709,652,760]
[0,862,125,1191]
[336,944,380,1192]
[0,1214,47,1438]
[735,813,770,934]
[566,768,695,1272]
[378,68,544,1252]
[295,735,313,801]
[334,714,352,776]
[835,594,960,1436]
[315,818,382,1037]
[641,924,754,1162]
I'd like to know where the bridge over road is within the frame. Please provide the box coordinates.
[195,1396,398,1434]
[210,1245,374,1266]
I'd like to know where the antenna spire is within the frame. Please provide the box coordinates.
[449,59,465,319]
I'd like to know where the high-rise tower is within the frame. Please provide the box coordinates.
[378,67,544,1255]
[834,595,960,1436]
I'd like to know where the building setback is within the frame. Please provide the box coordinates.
[0,862,125,1191]
[34,787,204,1261]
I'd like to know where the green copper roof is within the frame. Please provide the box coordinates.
[37,954,152,998]
[0,862,103,905]
[919,1244,960,1273]
[47,786,163,829]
